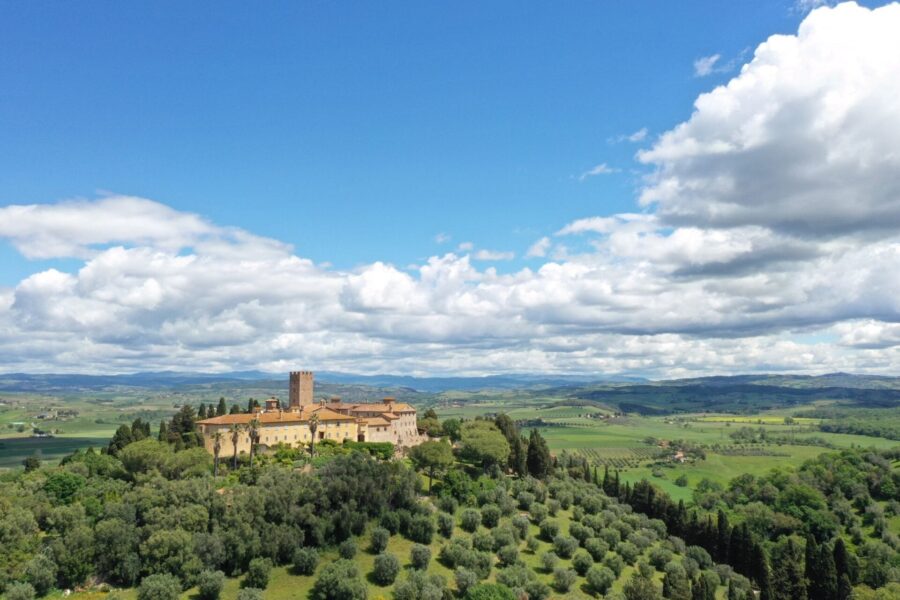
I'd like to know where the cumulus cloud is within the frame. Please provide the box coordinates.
[640,2,900,236]
[2,4,899,377]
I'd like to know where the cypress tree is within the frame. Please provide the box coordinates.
[230,404,241,414]
[691,579,704,600]
[198,403,207,419]
[837,574,852,600]
[816,544,838,600]
[526,428,551,479]
[752,542,774,600]
[773,537,807,600]
[717,510,731,563]
[158,420,167,442]
[833,538,853,584]
[603,465,610,494]
[216,397,227,416]
[804,535,819,594]
[107,424,134,455]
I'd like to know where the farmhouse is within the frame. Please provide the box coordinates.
[196,370,425,455]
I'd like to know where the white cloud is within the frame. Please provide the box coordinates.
[434,232,451,244]
[628,128,648,142]
[473,249,515,261]
[640,2,900,235]
[609,128,648,144]
[693,54,721,77]
[578,163,620,181]
[2,4,900,377]
[526,237,551,258]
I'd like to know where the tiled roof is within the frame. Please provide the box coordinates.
[198,405,354,426]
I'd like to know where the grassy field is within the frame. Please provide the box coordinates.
[434,398,900,506]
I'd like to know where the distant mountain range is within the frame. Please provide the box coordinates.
[0,370,644,393]
[0,370,897,395]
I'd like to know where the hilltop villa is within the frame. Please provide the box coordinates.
[196,371,424,455]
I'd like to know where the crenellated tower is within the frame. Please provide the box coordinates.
[289,370,314,408]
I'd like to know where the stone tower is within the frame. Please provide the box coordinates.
[289,371,314,408]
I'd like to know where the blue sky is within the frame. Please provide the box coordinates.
[1,0,827,274]
[1,1,899,376]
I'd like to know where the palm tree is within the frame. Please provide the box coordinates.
[248,418,261,467]
[308,413,319,458]
[213,431,223,477]
[229,423,243,470]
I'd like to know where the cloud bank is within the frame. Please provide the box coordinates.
[1,2,899,377]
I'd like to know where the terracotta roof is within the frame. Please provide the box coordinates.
[198,406,354,426]
[363,416,392,427]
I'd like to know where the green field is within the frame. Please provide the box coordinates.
[434,398,900,505]
[0,436,110,468]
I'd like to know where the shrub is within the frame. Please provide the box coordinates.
[410,544,432,570]
[473,531,494,552]
[455,568,478,596]
[461,509,481,532]
[24,554,57,597]
[553,567,577,593]
[540,551,558,573]
[408,515,435,544]
[292,547,318,576]
[572,549,594,576]
[481,504,501,528]
[547,498,562,515]
[381,512,401,535]
[686,545,713,569]
[137,574,181,600]
[338,539,357,559]
[4,583,36,600]
[530,503,548,523]
[584,537,609,561]
[244,558,272,590]
[511,515,529,540]
[438,495,459,514]
[675,474,689,487]
[235,589,262,600]
[539,520,559,541]
[197,570,225,600]
[496,564,530,590]
[437,512,455,537]
[491,526,516,550]
[517,491,535,510]
[370,527,390,553]
[393,571,448,600]
[464,583,516,600]
[497,545,518,567]
[525,536,539,553]
[649,547,674,570]
[524,580,550,600]
[586,565,616,595]
[615,540,640,564]
[309,559,366,600]
[372,552,400,586]
[554,535,579,559]
[604,552,625,576]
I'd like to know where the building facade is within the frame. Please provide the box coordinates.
[196,371,425,457]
